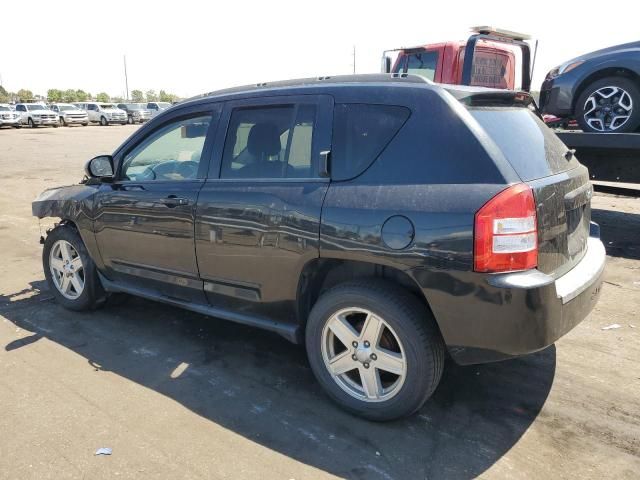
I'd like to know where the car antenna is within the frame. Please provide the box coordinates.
[530,39,539,88]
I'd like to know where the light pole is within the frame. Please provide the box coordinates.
[123,55,129,101]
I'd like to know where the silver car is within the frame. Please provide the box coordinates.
[117,103,152,124]
[50,103,89,127]
[0,104,21,128]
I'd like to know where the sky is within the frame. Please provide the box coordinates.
[1,0,638,99]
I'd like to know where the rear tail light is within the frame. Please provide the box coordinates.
[474,183,538,273]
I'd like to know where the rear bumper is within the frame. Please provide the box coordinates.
[412,229,606,365]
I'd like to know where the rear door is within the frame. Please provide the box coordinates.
[195,94,333,321]
[470,106,590,277]
[93,107,220,302]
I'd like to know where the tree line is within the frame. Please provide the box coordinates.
[0,86,180,104]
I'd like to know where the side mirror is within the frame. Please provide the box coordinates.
[85,155,114,179]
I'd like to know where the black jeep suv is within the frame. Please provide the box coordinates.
[33,74,605,421]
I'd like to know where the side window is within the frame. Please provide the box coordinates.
[221,103,317,179]
[406,51,439,81]
[88,104,96,111]
[17,105,25,112]
[331,104,410,181]
[121,115,212,182]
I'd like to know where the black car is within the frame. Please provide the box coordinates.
[540,41,640,133]
[32,74,605,421]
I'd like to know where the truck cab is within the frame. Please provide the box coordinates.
[383,27,532,91]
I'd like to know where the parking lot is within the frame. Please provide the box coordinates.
[0,125,639,479]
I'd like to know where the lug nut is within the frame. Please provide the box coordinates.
[370,353,377,361]
[363,362,370,369]
[364,341,370,348]
[352,341,358,347]
[352,354,357,361]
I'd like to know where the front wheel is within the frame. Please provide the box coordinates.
[43,224,104,311]
[59,116,67,127]
[576,76,640,133]
[305,280,445,421]
[100,116,108,126]
[28,117,35,128]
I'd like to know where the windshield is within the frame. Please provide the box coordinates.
[126,104,145,110]
[58,105,80,111]
[157,102,171,109]
[27,104,48,111]
[0,106,10,111]
[100,104,117,109]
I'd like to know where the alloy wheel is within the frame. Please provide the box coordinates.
[49,240,85,300]
[321,307,407,402]
[583,86,633,132]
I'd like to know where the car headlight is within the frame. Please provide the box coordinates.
[548,60,584,79]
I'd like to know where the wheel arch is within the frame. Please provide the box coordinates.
[296,258,444,341]
[572,67,640,112]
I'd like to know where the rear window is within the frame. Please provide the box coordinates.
[332,104,410,181]
[470,107,578,181]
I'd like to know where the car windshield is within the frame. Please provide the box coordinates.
[100,104,116,109]
[157,103,171,109]
[27,104,48,111]
[126,104,145,109]
[0,106,10,111]
[58,105,80,111]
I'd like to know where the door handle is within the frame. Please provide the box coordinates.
[121,184,145,191]
[160,195,190,207]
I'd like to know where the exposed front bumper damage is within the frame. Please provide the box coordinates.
[411,225,606,365]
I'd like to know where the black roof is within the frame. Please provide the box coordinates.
[182,73,430,104]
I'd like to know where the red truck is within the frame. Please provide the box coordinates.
[382,27,533,91]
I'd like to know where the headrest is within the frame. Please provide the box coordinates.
[247,123,281,157]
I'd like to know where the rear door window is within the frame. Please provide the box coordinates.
[470,107,578,181]
[221,103,317,179]
[331,104,410,181]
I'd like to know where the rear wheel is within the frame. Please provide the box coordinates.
[576,76,640,133]
[100,116,108,126]
[43,225,104,311]
[305,280,444,421]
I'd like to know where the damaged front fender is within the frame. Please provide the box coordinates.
[32,184,105,270]
[32,184,99,221]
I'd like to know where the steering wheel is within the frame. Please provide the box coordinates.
[175,160,199,179]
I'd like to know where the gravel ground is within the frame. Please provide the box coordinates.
[0,125,638,480]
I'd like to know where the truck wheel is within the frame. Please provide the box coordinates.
[59,117,67,127]
[43,224,104,311]
[305,280,445,421]
[100,116,108,126]
[28,117,35,128]
[576,76,640,133]
[127,115,133,124]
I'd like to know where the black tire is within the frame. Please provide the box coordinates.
[576,76,640,133]
[305,280,445,421]
[100,116,108,126]
[43,224,105,311]
[13,125,22,129]
[28,117,35,128]
[60,116,67,127]
[82,122,88,126]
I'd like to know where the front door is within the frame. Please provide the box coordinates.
[195,95,333,322]
[94,110,219,303]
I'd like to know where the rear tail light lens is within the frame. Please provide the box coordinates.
[474,183,538,273]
